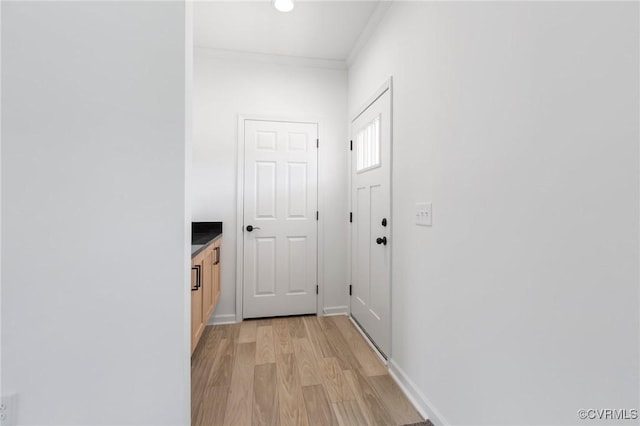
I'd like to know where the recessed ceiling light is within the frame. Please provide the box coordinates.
[273,0,294,13]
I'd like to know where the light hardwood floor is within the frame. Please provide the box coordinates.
[192,315,424,426]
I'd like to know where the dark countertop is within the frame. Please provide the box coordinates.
[191,222,222,258]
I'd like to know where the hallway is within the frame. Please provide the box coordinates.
[191,315,425,425]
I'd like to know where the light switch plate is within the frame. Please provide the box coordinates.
[415,202,432,226]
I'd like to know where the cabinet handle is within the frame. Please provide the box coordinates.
[191,265,201,291]
[214,247,220,265]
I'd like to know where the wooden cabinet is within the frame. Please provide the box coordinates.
[203,248,215,323]
[191,238,222,354]
[191,255,205,354]
[213,241,221,309]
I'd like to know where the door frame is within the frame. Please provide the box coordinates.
[347,77,393,358]
[236,114,323,322]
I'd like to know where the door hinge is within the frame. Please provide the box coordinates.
[316,285,319,295]
[349,284,352,296]
[316,211,319,221]
[317,138,319,148]
[349,212,352,223]
[350,140,353,151]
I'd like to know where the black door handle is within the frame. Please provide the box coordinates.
[376,237,387,245]
[246,225,261,232]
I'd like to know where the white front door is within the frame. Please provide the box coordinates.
[243,119,318,319]
[350,88,391,357]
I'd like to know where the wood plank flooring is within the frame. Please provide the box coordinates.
[192,315,424,426]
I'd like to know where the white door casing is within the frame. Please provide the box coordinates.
[350,86,392,357]
[242,119,318,319]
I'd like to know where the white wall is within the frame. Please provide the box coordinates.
[349,3,639,425]
[1,2,191,424]
[193,49,349,321]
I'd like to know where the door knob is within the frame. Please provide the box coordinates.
[246,225,261,232]
[376,236,387,245]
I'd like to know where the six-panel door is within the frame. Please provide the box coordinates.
[243,120,318,318]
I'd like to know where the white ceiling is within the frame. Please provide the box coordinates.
[194,1,381,61]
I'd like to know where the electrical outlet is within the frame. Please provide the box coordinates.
[0,393,17,426]
[415,202,432,226]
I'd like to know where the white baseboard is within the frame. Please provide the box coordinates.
[388,359,449,426]
[322,306,348,316]
[209,314,237,325]
[211,308,347,323]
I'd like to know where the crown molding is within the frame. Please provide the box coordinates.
[194,46,347,70]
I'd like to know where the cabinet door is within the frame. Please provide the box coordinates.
[213,241,222,309]
[202,247,215,322]
[191,257,205,354]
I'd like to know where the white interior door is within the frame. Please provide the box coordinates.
[351,88,391,357]
[243,119,318,319]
